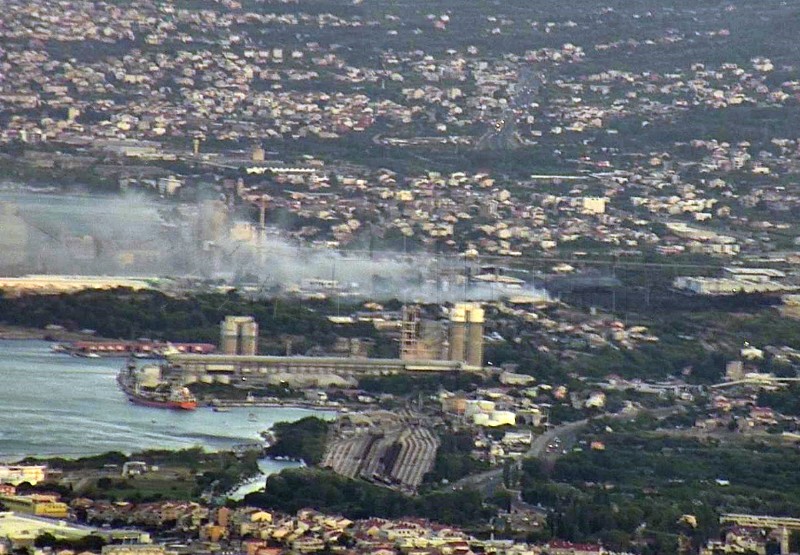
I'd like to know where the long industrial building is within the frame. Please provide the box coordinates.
[164,353,480,386]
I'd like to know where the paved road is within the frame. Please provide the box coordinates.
[444,406,682,495]
[528,418,587,459]
[443,418,589,495]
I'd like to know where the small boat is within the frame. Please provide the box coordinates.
[248,413,258,422]
[85,353,101,359]
[213,406,231,413]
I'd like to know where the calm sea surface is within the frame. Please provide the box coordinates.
[0,340,331,472]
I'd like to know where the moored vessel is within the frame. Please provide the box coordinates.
[118,360,197,411]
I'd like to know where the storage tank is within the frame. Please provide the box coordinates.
[465,305,484,367]
[448,304,468,363]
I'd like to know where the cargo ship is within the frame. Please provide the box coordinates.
[118,360,197,411]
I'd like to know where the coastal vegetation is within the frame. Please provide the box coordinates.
[265,417,331,465]
[245,468,491,526]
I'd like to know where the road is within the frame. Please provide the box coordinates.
[443,417,589,495]
[444,406,681,496]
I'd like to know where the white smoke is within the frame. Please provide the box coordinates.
[0,189,548,303]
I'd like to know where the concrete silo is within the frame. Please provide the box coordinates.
[465,305,484,368]
[220,316,259,355]
[239,319,259,356]
[448,303,484,367]
[448,304,468,363]
[220,316,240,355]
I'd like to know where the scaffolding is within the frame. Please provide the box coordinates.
[400,305,421,361]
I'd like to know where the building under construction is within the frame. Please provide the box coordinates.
[399,306,449,361]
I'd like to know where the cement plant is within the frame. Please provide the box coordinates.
[5,0,800,552]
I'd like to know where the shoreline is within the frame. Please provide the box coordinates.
[208,400,342,411]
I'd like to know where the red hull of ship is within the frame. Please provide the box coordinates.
[127,395,197,411]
